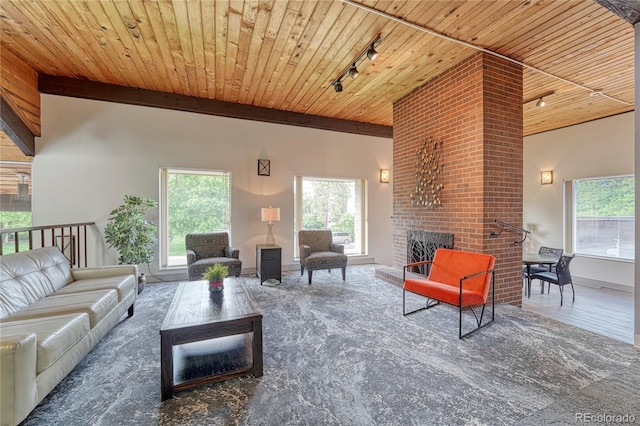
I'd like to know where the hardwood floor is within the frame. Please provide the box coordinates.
[373,265,635,344]
[522,282,634,344]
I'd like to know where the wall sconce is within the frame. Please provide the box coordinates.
[261,206,280,245]
[541,171,553,185]
[258,159,270,176]
[331,35,381,93]
[380,169,390,183]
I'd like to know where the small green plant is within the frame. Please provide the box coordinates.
[202,263,229,282]
[104,195,158,265]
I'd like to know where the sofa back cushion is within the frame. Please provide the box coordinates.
[299,230,332,253]
[0,247,73,319]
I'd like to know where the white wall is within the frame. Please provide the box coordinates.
[33,95,393,280]
[523,112,634,290]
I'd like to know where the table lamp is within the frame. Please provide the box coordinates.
[261,206,280,245]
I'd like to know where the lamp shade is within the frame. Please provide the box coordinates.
[261,207,280,222]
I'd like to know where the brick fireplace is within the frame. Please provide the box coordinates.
[392,52,524,306]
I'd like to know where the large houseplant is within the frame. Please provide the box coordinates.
[104,195,158,292]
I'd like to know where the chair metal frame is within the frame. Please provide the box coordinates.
[403,260,496,339]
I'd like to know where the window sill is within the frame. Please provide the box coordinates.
[574,253,634,264]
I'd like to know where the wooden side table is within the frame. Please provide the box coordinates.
[256,244,282,285]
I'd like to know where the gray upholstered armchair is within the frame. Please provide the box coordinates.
[185,232,242,280]
[298,230,348,284]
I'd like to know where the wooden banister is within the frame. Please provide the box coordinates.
[0,222,95,267]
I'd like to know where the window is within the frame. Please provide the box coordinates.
[294,176,367,256]
[0,162,32,253]
[568,175,634,260]
[160,168,230,268]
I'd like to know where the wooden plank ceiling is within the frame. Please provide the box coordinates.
[0,0,634,150]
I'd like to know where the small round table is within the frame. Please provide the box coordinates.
[522,253,558,298]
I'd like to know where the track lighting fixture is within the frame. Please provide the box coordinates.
[523,91,555,107]
[366,46,378,61]
[349,64,359,78]
[330,34,381,93]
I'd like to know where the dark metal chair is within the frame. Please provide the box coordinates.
[522,246,563,293]
[530,254,576,306]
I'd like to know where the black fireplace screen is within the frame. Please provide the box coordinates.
[407,230,454,275]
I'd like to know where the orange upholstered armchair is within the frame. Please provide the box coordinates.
[403,248,495,339]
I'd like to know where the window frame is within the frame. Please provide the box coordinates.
[565,174,634,262]
[293,175,368,259]
[159,167,231,269]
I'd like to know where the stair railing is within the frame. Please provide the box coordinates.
[0,222,95,267]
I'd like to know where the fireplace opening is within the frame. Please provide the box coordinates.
[407,230,454,275]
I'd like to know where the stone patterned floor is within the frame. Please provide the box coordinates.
[23,265,640,425]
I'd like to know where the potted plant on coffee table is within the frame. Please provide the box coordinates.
[202,263,229,297]
[104,195,158,294]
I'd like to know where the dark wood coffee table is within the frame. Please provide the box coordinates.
[159,278,263,401]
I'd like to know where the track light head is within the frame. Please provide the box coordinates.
[367,46,378,61]
[536,97,545,107]
[330,35,381,94]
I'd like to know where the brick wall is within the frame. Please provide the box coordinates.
[392,52,523,306]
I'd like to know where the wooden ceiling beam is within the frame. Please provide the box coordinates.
[38,75,392,139]
[0,95,35,157]
[594,0,640,25]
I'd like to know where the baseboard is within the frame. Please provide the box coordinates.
[145,270,187,283]
[148,256,376,283]
[282,256,376,273]
[572,276,634,293]
[150,258,379,282]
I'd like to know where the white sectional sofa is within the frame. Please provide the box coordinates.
[0,247,137,426]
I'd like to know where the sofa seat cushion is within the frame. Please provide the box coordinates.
[304,252,348,270]
[404,278,486,307]
[2,290,118,328]
[0,313,90,374]
[53,275,136,302]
